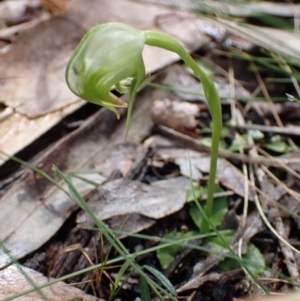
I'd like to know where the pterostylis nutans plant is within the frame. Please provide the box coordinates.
[65,22,222,233]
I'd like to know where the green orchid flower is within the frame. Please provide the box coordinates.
[66,23,145,121]
[65,22,222,233]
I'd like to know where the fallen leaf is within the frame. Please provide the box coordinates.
[0,16,84,117]
[155,148,254,200]
[77,176,190,224]
[106,213,155,234]
[0,101,83,166]
[0,264,102,301]
[151,98,200,138]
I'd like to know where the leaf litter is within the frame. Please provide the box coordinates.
[1,0,300,300]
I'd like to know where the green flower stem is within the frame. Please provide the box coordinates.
[145,31,222,233]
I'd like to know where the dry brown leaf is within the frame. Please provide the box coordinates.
[106,213,155,234]
[94,142,145,177]
[155,148,254,200]
[151,98,200,137]
[0,16,84,117]
[77,176,190,224]
[0,264,102,301]
[0,101,83,166]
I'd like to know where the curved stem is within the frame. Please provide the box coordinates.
[145,31,222,233]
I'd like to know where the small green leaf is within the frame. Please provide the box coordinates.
[144,265,177,297]
[189,186,228,231]
[206,235,265,275]
[242,243,265,275]
[228,137,247,152]
[205,233,233,250]
[248,129,264,140]
[198,127,212,135]
[201,137,213,148]
[186,183,204,203]
[218,243,265,275]
[157,231,196,269]
[264,140,287,153]
[228,134,250,152]
[200,137,226,150]
[199,126,227,138]
[205,234,236,270]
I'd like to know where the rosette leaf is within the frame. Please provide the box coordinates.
[66,22,146,126]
